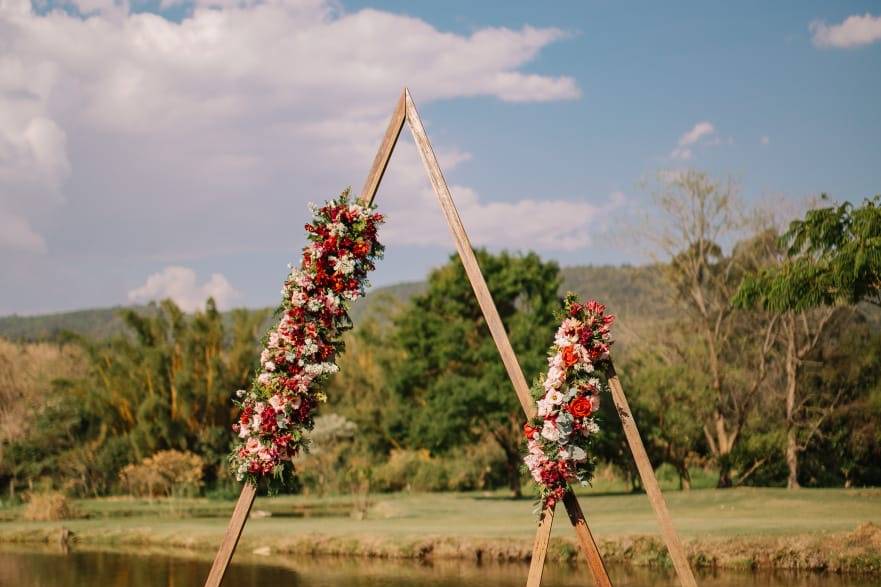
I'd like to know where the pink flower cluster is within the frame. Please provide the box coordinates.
[523,294,615,509]
[229,189,383,489]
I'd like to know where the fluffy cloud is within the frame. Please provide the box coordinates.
[128,266,241,310]
[670,121,716,160]
[810,13,881,48]
[0,0,593,313]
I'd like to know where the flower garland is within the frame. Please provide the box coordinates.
[229,189,384,491]
[523,294,615,509]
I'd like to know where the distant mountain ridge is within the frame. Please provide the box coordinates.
[0,265,672,342]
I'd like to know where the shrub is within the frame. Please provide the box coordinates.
[119,450,204,497]
[22,491,79,521]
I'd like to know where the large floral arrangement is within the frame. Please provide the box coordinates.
[229,189,384,490]
[523,294,615,509]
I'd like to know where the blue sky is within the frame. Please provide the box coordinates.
[1,0,879,315]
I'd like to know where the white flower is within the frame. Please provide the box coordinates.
[304,362,339,376]
[536,398,553,417]
[546,390,564,405]
[257,373,271,386]
[570,445,588,462]
[235,389,246,398]
[303,338,319,357]
[307,299,322,312]
[541,420,561,442]
[264,361,276,372]
[332,255,355,275]
[544,366,564,391]
[582,419,600,436]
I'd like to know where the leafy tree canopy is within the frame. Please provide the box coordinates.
[736,195,881,311]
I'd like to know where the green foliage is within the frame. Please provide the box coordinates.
[622,345,710,489]
[2,299,267,496]
[386,249,560,495]
[736,195,881,311]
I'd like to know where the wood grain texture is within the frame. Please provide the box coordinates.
[607,364,697,587]
[526,505,556,587]
[562,492,613,587]
[203,482,257,587]
[360,90,406,206]
[404,88,612,586]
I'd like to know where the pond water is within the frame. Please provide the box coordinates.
[0,546,878,587]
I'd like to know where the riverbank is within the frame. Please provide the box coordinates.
[1,488,879,574]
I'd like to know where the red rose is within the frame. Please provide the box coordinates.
[523,423,537,439]
[561,346,579,368]
[568,396,593,418]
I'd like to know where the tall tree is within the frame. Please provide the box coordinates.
[735,195,881,488]
[646,170,779,487]
[389,250,560,497]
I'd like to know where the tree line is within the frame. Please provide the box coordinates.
[0,171,878,498]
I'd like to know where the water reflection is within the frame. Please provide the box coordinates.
[0,545,876,587]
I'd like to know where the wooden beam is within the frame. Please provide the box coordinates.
[404,88,612,585]
[526,505,555,587]
[607,365,697,587]
[204,92,406,587]
[403,89,535,418]
[562,492,613,587]
[203,482,257,587]
[360,90,407,206]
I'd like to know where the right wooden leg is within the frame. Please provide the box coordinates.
[563,492,613,586]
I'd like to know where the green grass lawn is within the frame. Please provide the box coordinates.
[1,487,878,543]
[1,487,880,571]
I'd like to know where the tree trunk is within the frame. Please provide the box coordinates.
[717,460,733,488]
[504,452,522,498]
[785,316,801,489]
[786,428,800,489]
[676,462,691,491]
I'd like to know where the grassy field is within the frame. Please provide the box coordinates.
[1,488,880,572]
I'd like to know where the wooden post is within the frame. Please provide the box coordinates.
[404,89,612,585]
[607,364,697,587]
[360,90,407,206]
[203,482,257,587]
[526,505,555,587]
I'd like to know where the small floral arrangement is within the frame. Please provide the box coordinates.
[229,188,384,491]
[523,294,615,509]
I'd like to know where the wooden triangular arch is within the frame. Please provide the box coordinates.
[204,89,698,587]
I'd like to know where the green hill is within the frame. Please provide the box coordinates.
[0,265,670,342]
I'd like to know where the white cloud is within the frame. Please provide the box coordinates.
[128,266,241,311]
[670,121,716,160]
[0,0,579,258]
[760,135,770,145]
[810,13,881,48]
[0,0,592,312]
